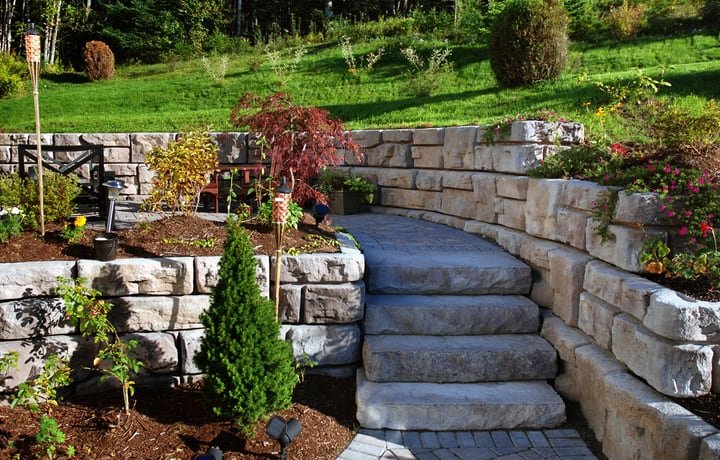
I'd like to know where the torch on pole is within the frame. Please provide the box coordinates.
[25,23,44,236]
[272,177,292,320]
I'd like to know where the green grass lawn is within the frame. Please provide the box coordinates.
[1,32,719,142]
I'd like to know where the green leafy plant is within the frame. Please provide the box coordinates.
[0,171,81,231]
[0,205,25,243]
[162,236,217,248]
[10,354,74,460]
[339,36,385,84]
[54,277,143,415]
[489,0,569,88]
[604,0,647,42]
[0,52,26,99]
[591,188,619,244]
[400,46,453,96]
[264,44,306,87]
[142,129,219,216]
[317,169,376,204]
[58,215,87,243]
[0,351,19,387]
[194,216,298,437]
[257,199,304,230]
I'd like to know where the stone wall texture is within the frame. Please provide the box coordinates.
[3,123,720,459]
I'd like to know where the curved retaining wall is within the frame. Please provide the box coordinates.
[3,124,720,459]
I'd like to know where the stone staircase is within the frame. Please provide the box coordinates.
[355,244,566,431]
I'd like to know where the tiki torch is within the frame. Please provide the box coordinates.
[272,177,292,320]
[25,23,45,236]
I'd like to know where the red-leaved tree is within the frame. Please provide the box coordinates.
[229,92,363,205]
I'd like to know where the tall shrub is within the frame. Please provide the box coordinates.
[195,216,297,436]
[489,0,569,88]
[83,40,115,81]
[229,92,363,206]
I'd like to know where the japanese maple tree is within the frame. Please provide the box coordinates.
[229,92,363,205]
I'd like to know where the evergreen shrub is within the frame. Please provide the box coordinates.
[195,216,298,436]
[489,0,569,88]
[83,41,115,81]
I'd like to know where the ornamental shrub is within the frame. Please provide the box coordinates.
[142,130,219,216]
[195,216,297,436]
[0,52,26,99]
[83,40,115,81]
[489,0,569,88]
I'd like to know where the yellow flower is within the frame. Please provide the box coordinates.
[74,215,87,228]
[594,106,606,117]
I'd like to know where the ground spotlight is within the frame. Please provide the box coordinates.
[266,415,302,460]
[194,447,222,460]
[313,203,330,226]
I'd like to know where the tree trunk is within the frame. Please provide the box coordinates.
[0,0,16,53]
[236,0,242,36]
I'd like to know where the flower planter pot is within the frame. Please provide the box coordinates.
[329,190,364,215]
[94,232,119,261]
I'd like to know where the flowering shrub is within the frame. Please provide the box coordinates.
[0,206,24,243]
[340,36,385,83]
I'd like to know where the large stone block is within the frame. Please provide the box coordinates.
[212,131,248,163]
[303,282,365,324]
[0,336,95,392]
[442,126,478,170]
[496,175,529,199]
[441,188,477,219]
[177,328,204,374]
[278,252,363,284]
[110,295,209,332]
[579,292,619,351]
[615,192,668,226]
[644,288,720,342]
[492,144,556,174]
[442,171,475,190]
[281,324,362,366]
[78,257,194,296]
[194,255,269,296]
[586,222,664,272]
[415,170,442,191]
[381,188,442,211]
[496,197,525,230]
[556,208,589,249]
[583,260,625,306]
[525,179,565,239]
[541,312,592,368]
[509,121,584,144]
[412,128,444,145]
[519,238,560,271]
[279,284,302,323]
[365,143,413,168]
[130,133,175,163]
[127,332,178,374]
[602,370,717,460]
[613,314,712,397]
[375,168,416,189]
[548,247,592,327]
[0,297,74,340]
[381,129,412,143]
[575,344,627,441]
[0,261,75,300]
[560,180,608,210]
[102,147,131,163]
[351,130,382,148]
[620,275,663,322]
[411,145,444,169]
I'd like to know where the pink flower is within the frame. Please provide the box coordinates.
[660,204,666,211]
[679,227,688,236]
[665,164,671,173]
[603,175,610,182]
[709,214,715,219]
[673,169,680,175]
[667,211,675,217]
[685,211,692,217]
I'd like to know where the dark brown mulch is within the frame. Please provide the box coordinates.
[0,375,356,460]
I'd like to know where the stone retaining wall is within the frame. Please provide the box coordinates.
[0,233,364,391]
[3,124,720,458]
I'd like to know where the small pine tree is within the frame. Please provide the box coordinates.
[195,216,298,435]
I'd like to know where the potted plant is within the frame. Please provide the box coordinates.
[317,169,376,215]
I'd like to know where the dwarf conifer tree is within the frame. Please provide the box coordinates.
[195,216,297,435]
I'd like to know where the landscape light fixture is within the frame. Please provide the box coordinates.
[25,23,45,236]
[266,415,302,460]
[194,447,222,460]
[102,180,124,232]
[272,177,292,319]
[313,203,330,226]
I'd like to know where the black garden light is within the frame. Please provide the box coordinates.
[313,203,330,226]
[266,415,302,460]
[102,179,125,232]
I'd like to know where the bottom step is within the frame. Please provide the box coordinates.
[356,369,565,431]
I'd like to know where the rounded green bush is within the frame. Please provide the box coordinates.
[489,0,570,88]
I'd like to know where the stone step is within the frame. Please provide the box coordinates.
[363,334,557,383]
[363,294,539,335]
[355,369,566,431]
[364,250,532,295]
